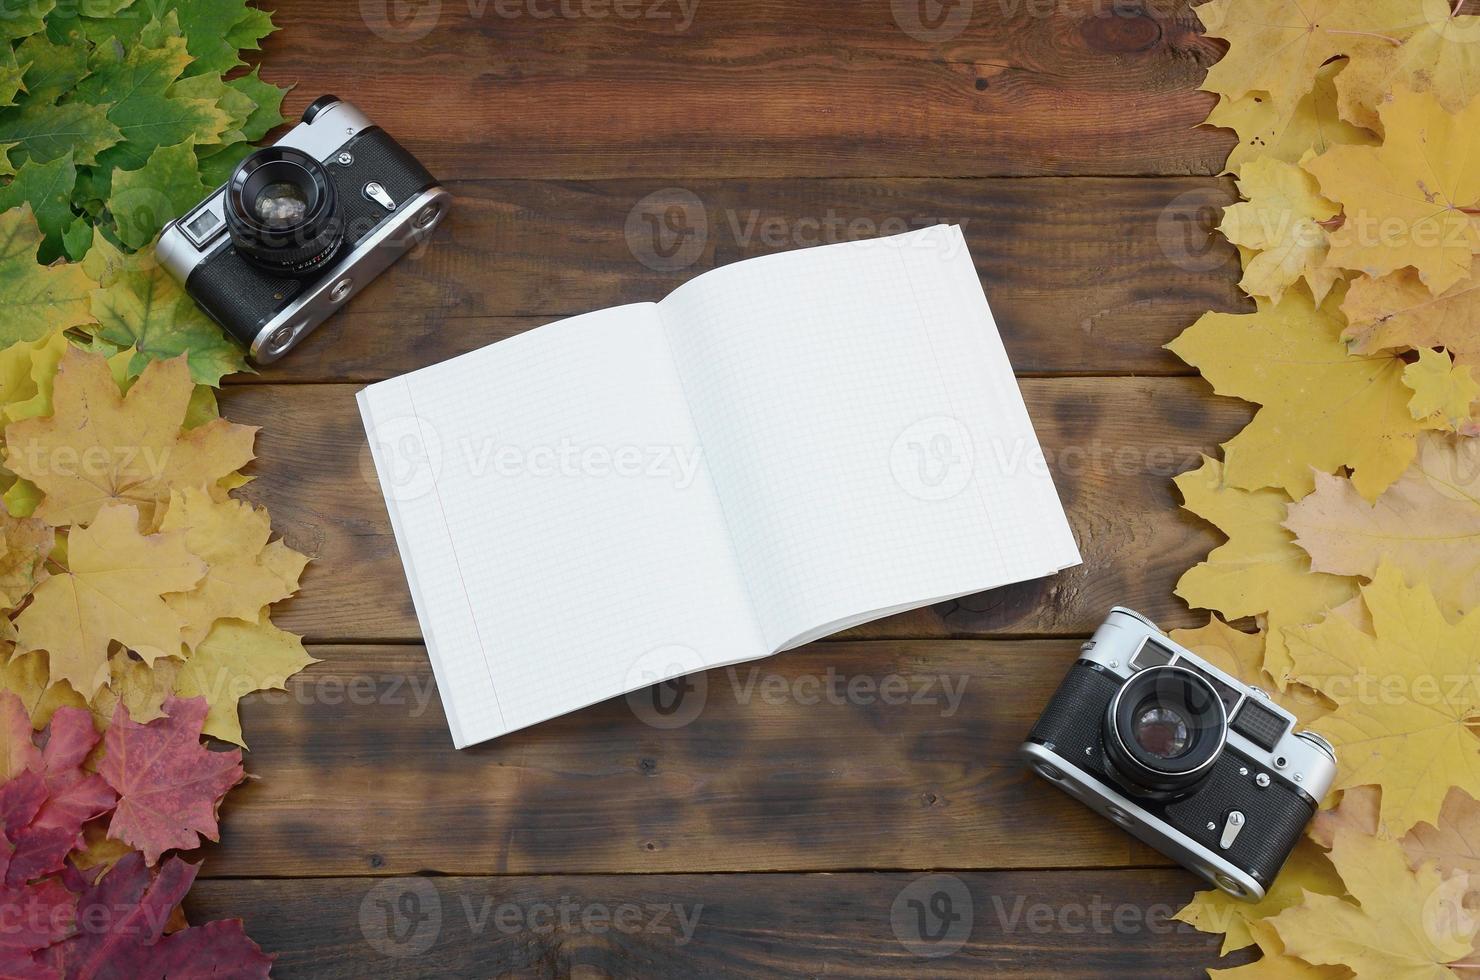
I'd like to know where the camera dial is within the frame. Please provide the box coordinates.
[224,146,344,276]
[1102,665,1228,799]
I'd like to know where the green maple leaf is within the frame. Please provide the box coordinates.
[170,73,256,148]
[0,152,77,261]
[90,247,245,385]
[77,1,276,77]
[0,0,57,42]
[108,140,208,249]
[0,101,121,172]
[0,204,97,346]
[225,67,287,142]
[0,44,26,108]
[15,33,90,105]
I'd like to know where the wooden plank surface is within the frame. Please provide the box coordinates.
[223,378,1250,644]
[260,0,1232,179]
[186,870,1246,978]
[204,640,1172,877]
[242,176,1243,383]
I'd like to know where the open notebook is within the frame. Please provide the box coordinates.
[359,225,1080,747]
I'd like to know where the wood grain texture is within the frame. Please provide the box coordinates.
[260,0,1232,179]
[203,639,1176,877]
[223,377,1249,643]
[241,176,1242,382]
[185,870,1246,977]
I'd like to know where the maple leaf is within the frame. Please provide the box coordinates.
[98,697,244,864]
[176,617,316,747]
[1208,919,1347,979]
[1285,565,1480,834]
[1343,258,1480,359]
[1169,616,1329,725]
[0,153,76,263]
[0,651,86,731]
[1167,286,1427,501]
[1285,433,1480,622]
[0,690,38,781]
[1197,0,1415,113]
[13,503,204,698]
[87,652,180,732]
[0,504,52,609]
[0,206,97,347]
[1403,349,1479,431]
[1175,457,1359,689]
[1270,829,1475,979]
[1306,87,1480,295]
[158,488,307,650]
[44,851,272,978]
[1335,10,1480,133]
[88,243,246,385]
[1205,59,1378,176]
[1221,155,1341,304]
[1177,838,1345,955]
[2,347,255,529]
[107,139,210,251]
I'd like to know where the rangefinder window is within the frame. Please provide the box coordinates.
[1129,637,1175,670]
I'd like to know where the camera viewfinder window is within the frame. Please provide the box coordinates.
[186,209,221,243]
[1130,638,1175,671]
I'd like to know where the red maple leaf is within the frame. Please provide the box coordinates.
[44,852,271,979]
[98,699,244,866]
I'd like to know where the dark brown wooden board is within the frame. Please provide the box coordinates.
[260,0,1232,180]
[186,870,1249,978]
[205,640,1174,877]
[222,377,1250,644]
[241,176,1243,383]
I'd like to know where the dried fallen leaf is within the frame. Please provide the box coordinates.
[1177,837,1345,955]
[0,503,51,609]
[0,205,97,347]
[1306,87,1480,295]
[98,697,244,865]
[1168,287,1426,501]
[2,347,255,530]
[1285,433,1480,622]
[1343,258,1480,359]
[1334,9,1480,133]
[1221,155,1342,304]
[1402,349,1478,431]
[1175,456,1359,688]
[175,617,316,748]
[0,650,86,731]
[1170,616,1330,725]
[1285,566,1480,834]
[14,503,205,698]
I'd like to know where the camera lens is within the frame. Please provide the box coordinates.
[224,146,343,276]
[1102,665,1227,797]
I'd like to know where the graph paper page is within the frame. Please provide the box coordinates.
[358,304,768,746]
[659,226,1080,650]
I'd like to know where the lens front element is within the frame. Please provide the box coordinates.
[1103,665,1228,797]
[224,146,343,276]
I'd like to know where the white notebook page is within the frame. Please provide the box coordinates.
[659,226,1080,650]
[359,304,767,746]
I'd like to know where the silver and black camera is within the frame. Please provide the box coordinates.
[1021,608,1336,902]
[158,96,451,363]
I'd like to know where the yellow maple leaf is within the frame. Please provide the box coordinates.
[1335,6,1480,133]
[0,649,86,730]
[2,347,255,530]
[1343,257,1480,359]
[1198,0,1416,112]
[1284,565,1480,834]
[0,206,97,346]
[1206,59,1378,176]
[1177,838,1345,955]
[13,503,205,698]
[0,503,52,609]
[1306,87,1480,295]
[1170,616,1330,725]
[88,652,180,731]
[1403,349,1479,430]
[1174,457,1358,689]
[157,487,309,649]
[1210,919,1351,978]
[175,617,318,747]
[1270,829,1475,979]
[1167,287,1424,500]
[1285,433,1480,621]
[1221,156,1342,304]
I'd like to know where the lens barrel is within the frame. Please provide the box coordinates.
[224,146,344,276]
[1102,665,1227,797]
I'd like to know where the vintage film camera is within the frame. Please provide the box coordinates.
[158,96,451,363]
[1021,608,1336,901]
